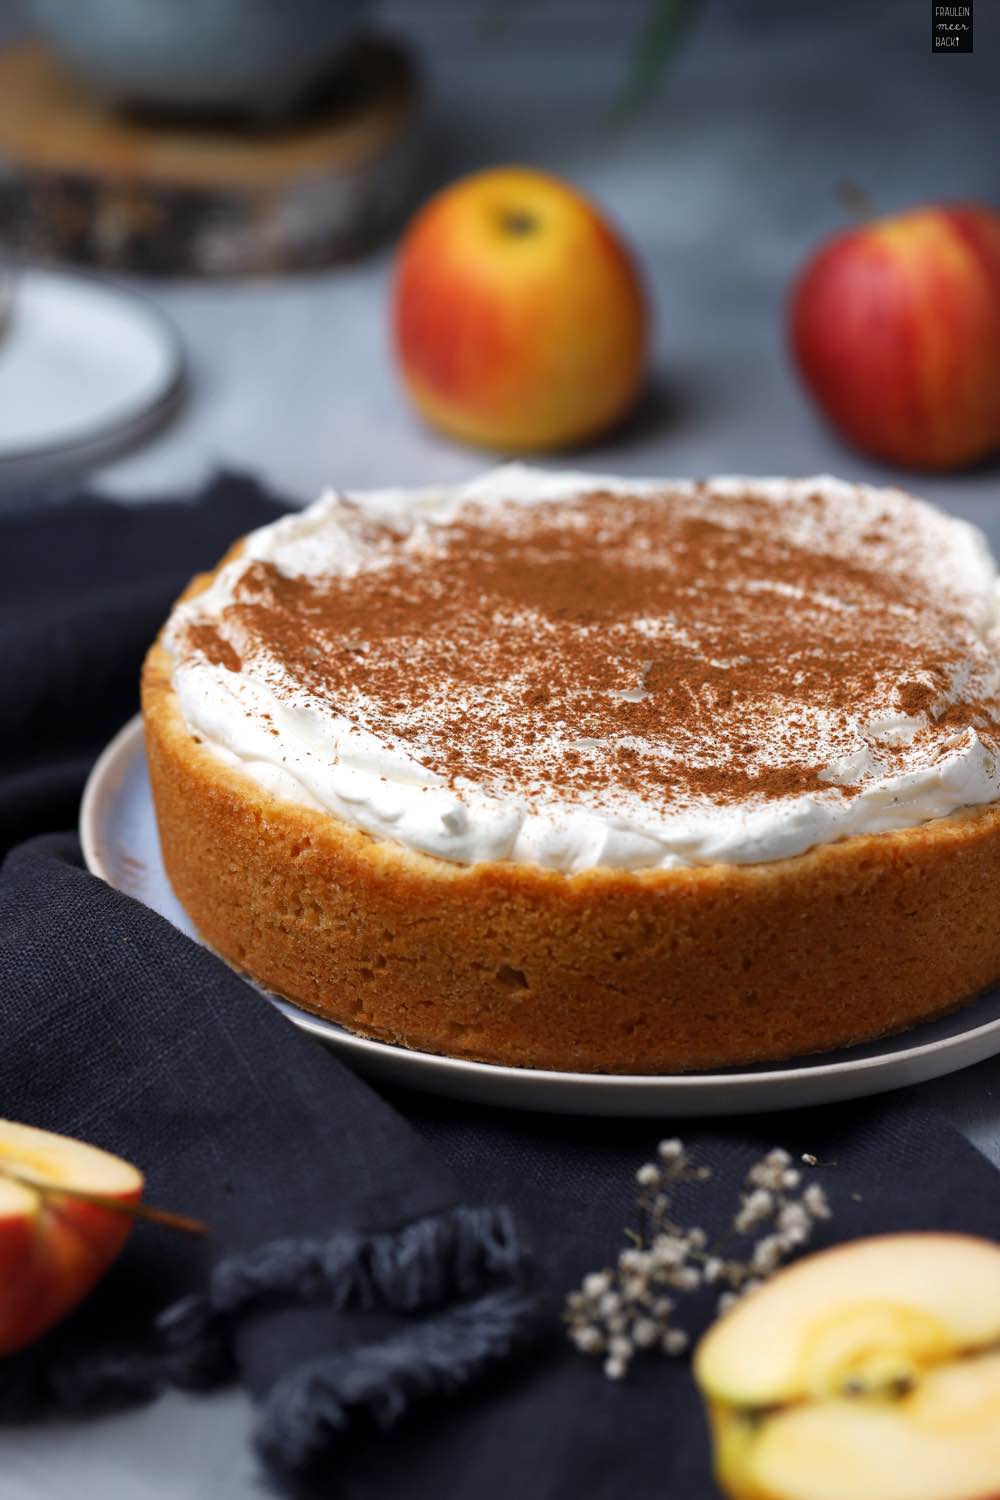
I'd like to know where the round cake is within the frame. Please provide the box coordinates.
[142,466,1000,1072]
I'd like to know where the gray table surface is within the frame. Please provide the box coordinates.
[5,0,1000,1492]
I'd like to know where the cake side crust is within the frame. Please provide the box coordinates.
[142,587,1000,1072]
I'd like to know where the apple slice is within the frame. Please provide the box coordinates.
[0,1118,143,1355]
[744,1351,1000,1500]
[694,1233,1000,1500]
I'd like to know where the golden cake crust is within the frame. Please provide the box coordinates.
[142,563,1000,1073]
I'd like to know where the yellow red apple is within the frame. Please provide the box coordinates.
[0,1118,143,1354]
[694,1232,1000,1500]
[393,166,647,452]
[790,203,1000,470]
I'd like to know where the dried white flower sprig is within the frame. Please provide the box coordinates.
[564,1142,831,1380]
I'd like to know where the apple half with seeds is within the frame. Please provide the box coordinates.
[694,1232,1000,1500]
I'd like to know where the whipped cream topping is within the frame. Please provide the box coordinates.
[163,466,1000,872]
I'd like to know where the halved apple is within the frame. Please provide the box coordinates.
[0,1118,143,1355]
[694,1233,1000,1500]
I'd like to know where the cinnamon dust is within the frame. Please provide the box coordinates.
[176,485,1000,814]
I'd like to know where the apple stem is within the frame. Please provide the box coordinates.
[0,1164,208,1237]
[836,180,876,223]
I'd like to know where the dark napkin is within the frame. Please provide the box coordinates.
[1,476,999,1500]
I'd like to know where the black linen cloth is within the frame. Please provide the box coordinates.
[1,474,999,1499]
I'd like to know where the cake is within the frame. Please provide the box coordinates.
[141,466,1000,1072]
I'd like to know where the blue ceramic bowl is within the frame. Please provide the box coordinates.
[25,0,369,117]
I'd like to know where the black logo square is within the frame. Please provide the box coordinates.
[932,2,974,52]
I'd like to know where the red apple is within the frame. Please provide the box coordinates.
[393,166,647,452]
[0,1118,143,1354]
[790,203,1000,470]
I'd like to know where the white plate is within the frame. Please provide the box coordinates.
[81,716,1000,1116]
[0,267,182,480]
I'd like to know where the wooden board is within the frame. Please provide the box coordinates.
[0,39,422,276]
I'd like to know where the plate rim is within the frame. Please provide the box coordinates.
[80,714,1000,1103]
[0,262,185,466]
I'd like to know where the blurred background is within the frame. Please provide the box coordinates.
[0,0,995,520]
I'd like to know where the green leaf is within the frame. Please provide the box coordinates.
[613,0,705,120]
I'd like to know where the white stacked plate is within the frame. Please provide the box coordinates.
[0,267,182,485]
